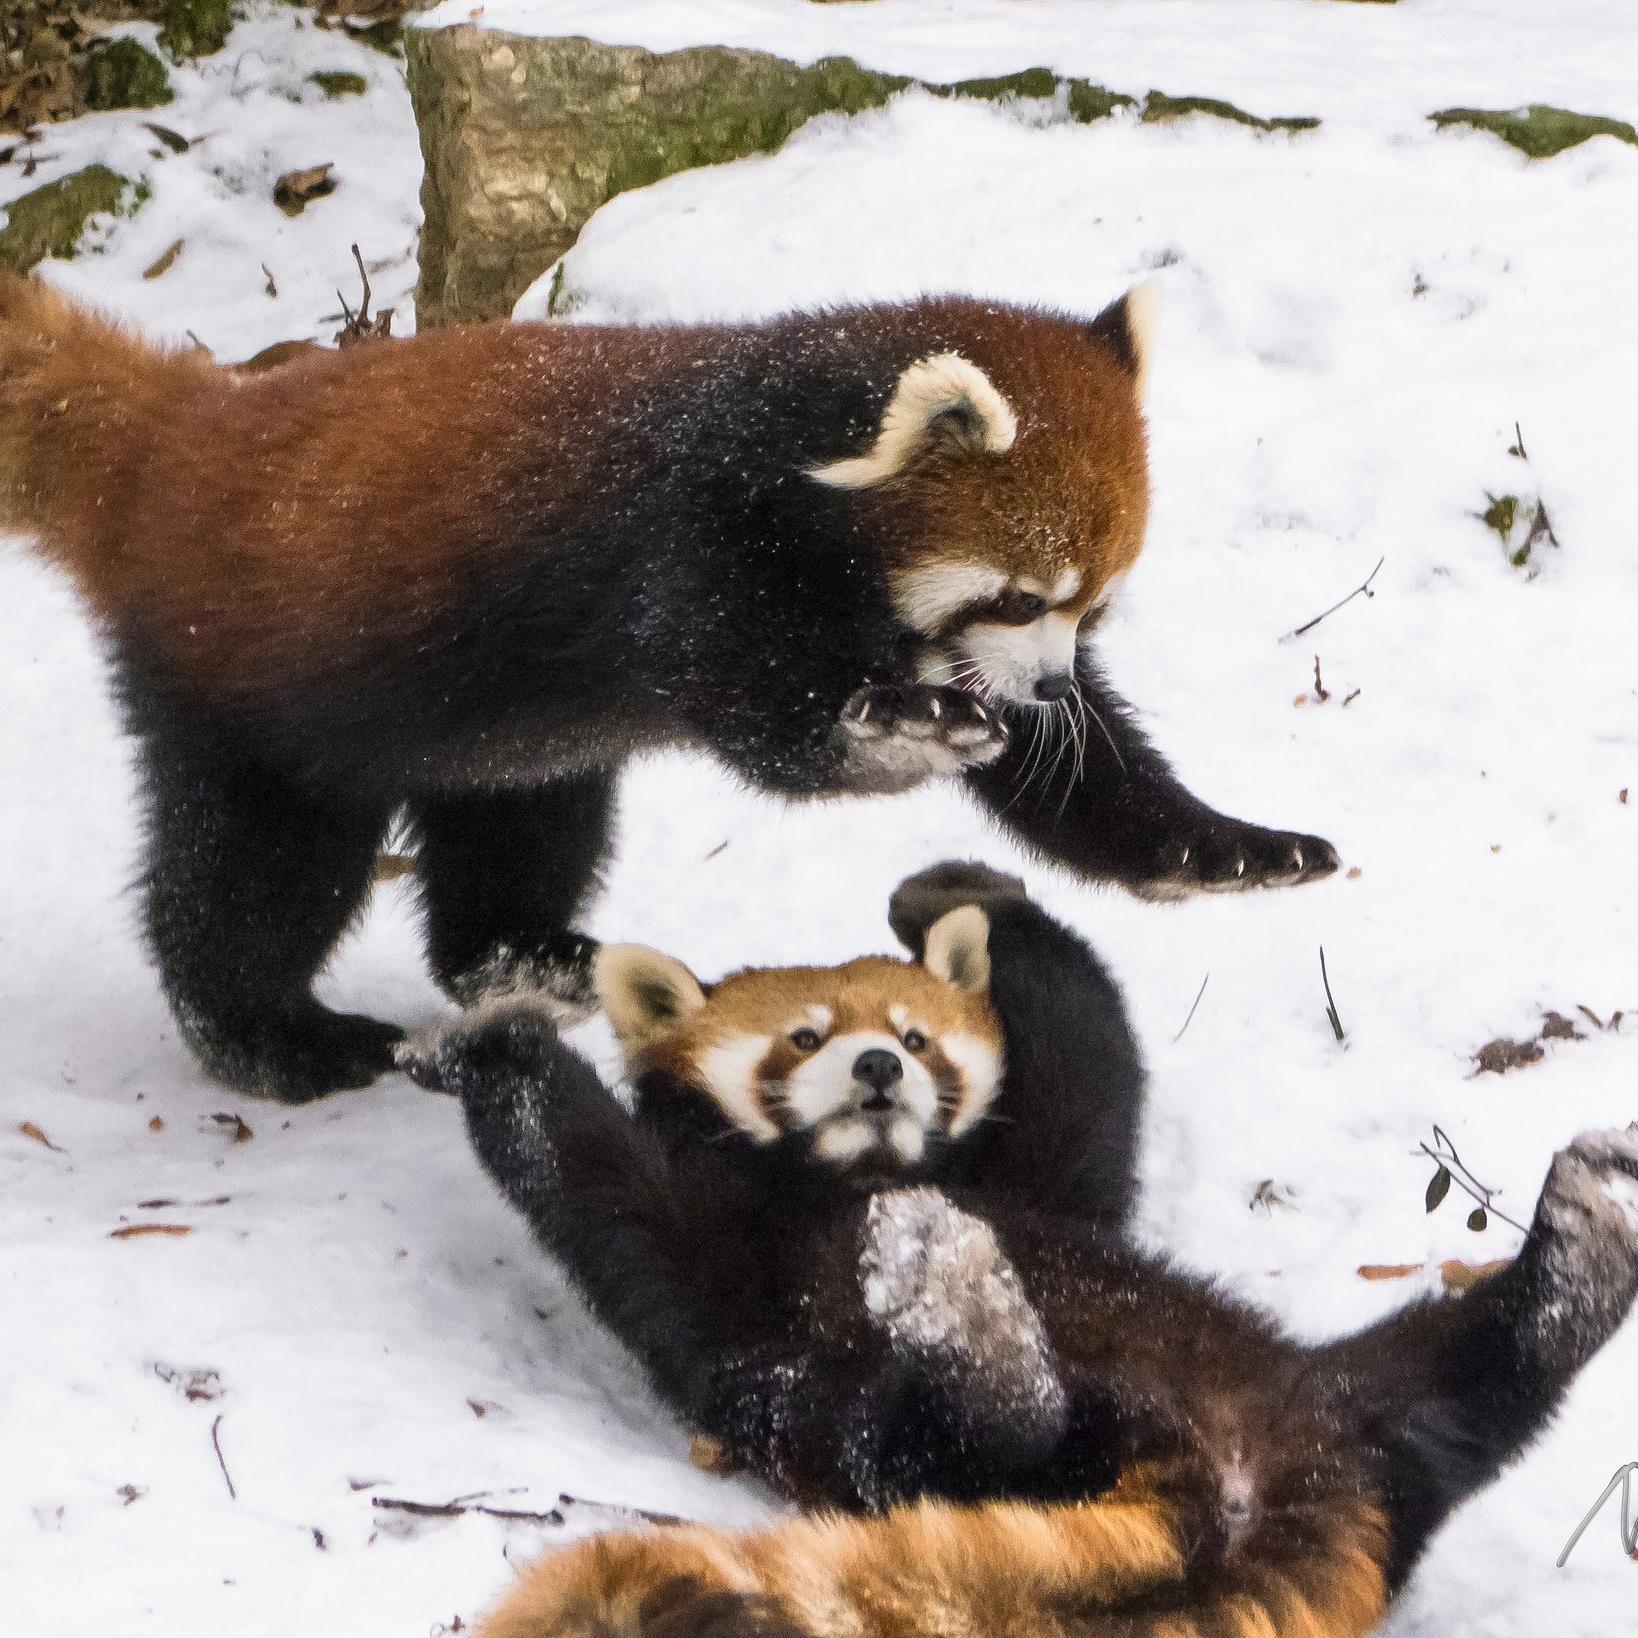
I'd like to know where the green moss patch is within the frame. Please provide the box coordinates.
[308,69,368,97]
[82,37,173,111]
[159,0,233,60]
[1141,92,1319,133]
[0,165,132,272]
[1431,104,1636,159]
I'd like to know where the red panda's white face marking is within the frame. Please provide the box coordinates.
[596,919,1003,1180]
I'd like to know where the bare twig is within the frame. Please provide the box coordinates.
[1171,973,1210,1044]
[558,1493,689,1529]
[1319,947,1345,1042]
[370,1490,687,1529]
[210,1414,237,1501]
[1282,557,1385,643]
[1419,1125,1529,1235]
[1311,656,1330,702]
[372,1495,564,1525]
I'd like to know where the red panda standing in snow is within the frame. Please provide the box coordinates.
[0,273,1336,1100]
[406,863,1638,1638]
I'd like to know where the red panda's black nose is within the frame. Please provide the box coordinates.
[1034,674,1075,702]
[853,1049,904,1101]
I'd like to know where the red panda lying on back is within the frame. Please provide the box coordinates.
[0,273,1336,1100]
[408,864,1638,1638]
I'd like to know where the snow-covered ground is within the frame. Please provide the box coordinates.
[3,3,1636,1634]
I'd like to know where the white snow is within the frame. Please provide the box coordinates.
[4,3,1637,1635]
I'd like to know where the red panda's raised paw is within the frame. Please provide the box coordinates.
[838,684,1008,795]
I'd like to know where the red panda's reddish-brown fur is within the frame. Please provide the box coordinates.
[0,272,724,693]
[477,1473,1389,1638]
[0,271,1147,696]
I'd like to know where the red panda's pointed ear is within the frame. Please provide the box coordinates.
[810,352,1017,490]
[1088,278,1161,401]
[595,944,707,1055]
[921,905,992,996]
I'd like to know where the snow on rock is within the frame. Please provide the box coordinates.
[4,3,1638,1635]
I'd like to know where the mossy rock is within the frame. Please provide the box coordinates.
[82,38,174,112]
[0,165,132,273]
[1430,104,1636,159]
[408,27,1138,324]
[1141,92,1319,133]
[308,70,368,98]
[159,0,233,60]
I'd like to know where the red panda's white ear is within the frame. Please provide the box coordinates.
[810,353,1017,490]
[921,905,992,996]
[595,944,707,1054]
[1089,278,1161,402]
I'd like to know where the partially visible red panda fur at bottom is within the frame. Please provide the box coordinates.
[480,1478,1388,1638]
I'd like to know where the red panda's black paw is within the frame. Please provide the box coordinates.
[838,684,1007,794]
[887,860,1029,951]
[395,997,566,1097]
[1138,821,1340,899]
[200,1009,405,1103]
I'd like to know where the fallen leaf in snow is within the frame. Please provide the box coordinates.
[110,1224,192,1239]
[152,1362,223,1401]
[1472,1036,1544,1075]
[19,1121,65,1153]
[148,1116,165,1133]
[1539,1010,1582,1042]
[273,162,336,217]
[142,238,184,279]
[142,122,191,153]
[1439,1257,1513,1293]
[1357,1262,1423,1282]
[116,1484,146,1506]
[467,1399,502,1419]
[209,1112,254,1143]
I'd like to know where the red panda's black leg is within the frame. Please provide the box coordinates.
[1312,1125,1638,1591]
[137,731,400,1101]
[965,653,1340,898]
[409,771,617,1021]
[888,864,1145,1229]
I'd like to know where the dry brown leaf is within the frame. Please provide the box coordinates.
[373,851,416,882]
[1439,1257,1512,1293]
[689,1434,740,1476]
[209,1111,253,1143]
[147,1115,165,1132]
[19,1120,65,1152]
[110,1223,192,1239]
[141,237,183,280]
[1357,1262,1423,1282]
[1472,1036,1544,1075]
[273,162,336,217]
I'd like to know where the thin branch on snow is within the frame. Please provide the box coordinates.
[210,1414,237,1501]
[1171,973,1211,1043]
[1281,556,1385,643]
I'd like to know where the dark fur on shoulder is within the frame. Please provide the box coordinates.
[3,271,1335,1100]
[427,862,1638,1638]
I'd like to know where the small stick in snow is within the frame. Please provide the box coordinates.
[372,1495,566,1526]
[1311,656,1330,702]
[1319,947,1345,1043]
[210,1414,237,1501]
[558,1493,688,1529]
[1281,556,1385,643]
[1171,973,1210,1044]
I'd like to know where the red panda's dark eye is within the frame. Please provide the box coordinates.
[902,1030,928,1053]
[791,1028,822,1052]
[996,591,1047,626]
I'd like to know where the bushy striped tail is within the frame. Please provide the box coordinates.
[477,1485,1387,1638]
